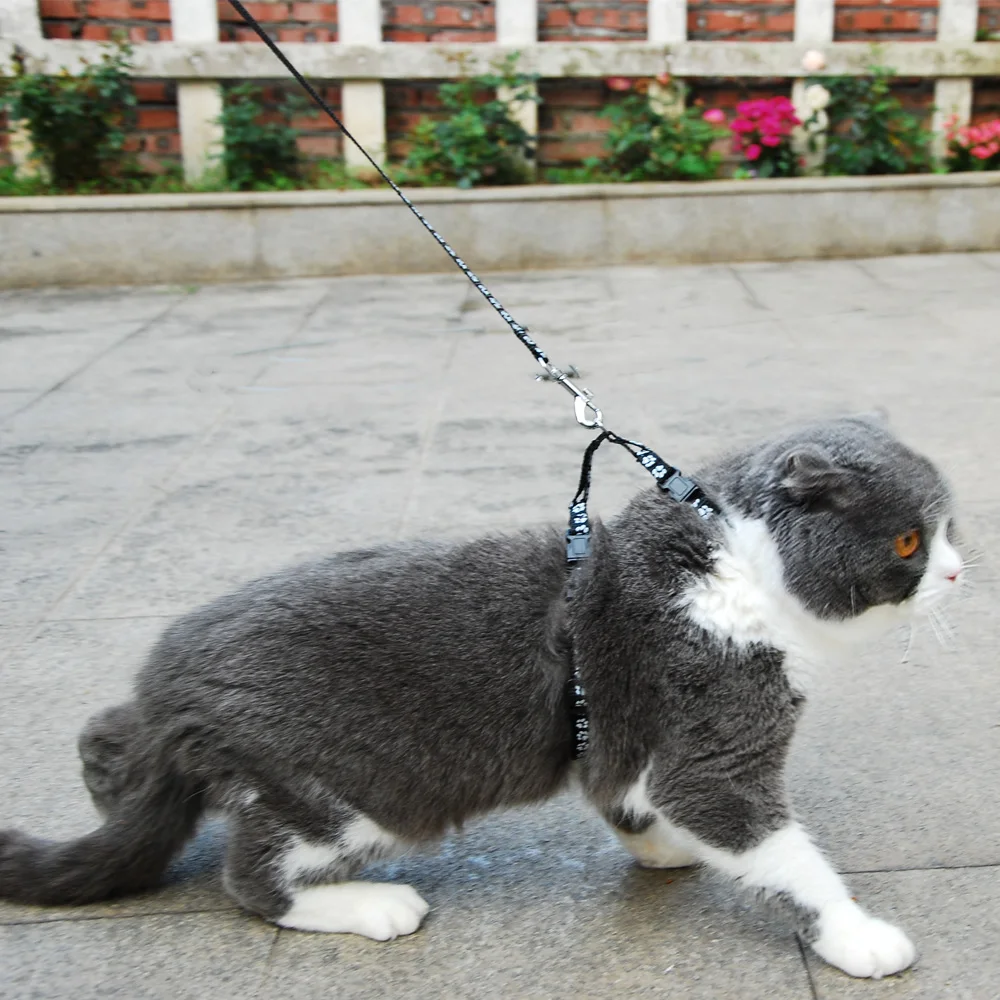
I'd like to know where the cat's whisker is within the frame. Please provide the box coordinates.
[927,607,956,650]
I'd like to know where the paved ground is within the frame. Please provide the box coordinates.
[1,253,998,1000]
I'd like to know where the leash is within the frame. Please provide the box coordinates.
[224,0,722,758]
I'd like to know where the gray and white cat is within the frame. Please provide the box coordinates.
[0,416,964,980]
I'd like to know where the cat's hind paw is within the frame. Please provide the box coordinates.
[277,882,429,940]
[811,900,916,979]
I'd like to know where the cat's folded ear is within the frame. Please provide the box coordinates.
[779,445,856,509]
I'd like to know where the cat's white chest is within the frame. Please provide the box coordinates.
[680,516,879,690]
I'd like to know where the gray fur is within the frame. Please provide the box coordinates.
[0,417,954,940]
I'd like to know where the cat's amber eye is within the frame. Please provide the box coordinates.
[894,530,922,559]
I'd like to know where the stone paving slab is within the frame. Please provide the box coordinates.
[0,255,997,999]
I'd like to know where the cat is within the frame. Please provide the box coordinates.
[0,415,965,980]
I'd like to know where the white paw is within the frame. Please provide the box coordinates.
[277,881,430,940]
[615,829,699,869]
[812,900,916,979]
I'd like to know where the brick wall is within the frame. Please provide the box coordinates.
[386,81,446,159]
[217,2,338,43]
[538,1,646,40]
[382,1,495,41]
[688,3,795,41]
[40,0,171,39]
[537,79,613,166]
[833,0,937,40]
[128,79,181,168]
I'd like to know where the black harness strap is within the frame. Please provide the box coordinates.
[563,433,720,760]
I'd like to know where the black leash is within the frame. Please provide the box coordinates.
[224,0,722,759]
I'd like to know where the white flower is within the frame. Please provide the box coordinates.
[801,49,827,73]
[804,83,831,112]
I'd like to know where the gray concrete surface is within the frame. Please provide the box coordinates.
[1,253,998,999]
[3,175,1000,289]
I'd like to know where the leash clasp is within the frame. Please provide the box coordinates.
[537,360,604,429]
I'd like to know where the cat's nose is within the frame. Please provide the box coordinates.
[945,569,961,582]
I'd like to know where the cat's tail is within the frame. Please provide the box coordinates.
[0,705,205,906]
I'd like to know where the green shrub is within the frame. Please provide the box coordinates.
[597,81,728,182]
[403,57,538,188]
[811,67,933,176]
[218,83,309,190]
[0,43,137,188]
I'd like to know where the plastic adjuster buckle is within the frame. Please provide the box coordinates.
[566,533,591,563]
[661,472,698,503]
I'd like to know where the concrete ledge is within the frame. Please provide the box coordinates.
[2,174,999,287]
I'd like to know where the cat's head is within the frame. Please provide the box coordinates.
[719,416,964,625]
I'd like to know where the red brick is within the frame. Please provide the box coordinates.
[297,134,340,157]
[763,12,795,32]
[391,5,424,27]
[385,29,430,41]
[541,9,571,29]
[218,1,288,23]
[537,137,605,163]
[43,22,74,37]
[133,80,172,101]
[85,0,130,18]
[290,2,337,21]
[540,81,605,109]
[39,0,81,17]
[134,1,173,21]
[835,10,926,31]
[290,112,336,130]
[81,23,112,38]
[137,107,178,129]
[429,6,487,29]
[301,27,336,40]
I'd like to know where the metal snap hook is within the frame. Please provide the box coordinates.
[574,394,604,429]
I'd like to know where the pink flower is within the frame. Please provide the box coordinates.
[971,145,992,159]
[605,77,632,92]
[760,134,782,147]
[729,118,755,134]
[745,143,762,161]
[702,108,726,124]
[656,72,671,86]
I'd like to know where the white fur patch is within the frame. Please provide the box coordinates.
[340,814,402,860]
[280,816,403,887]
[680,515,949,692]
[280,836,342,885]
[277,882,429,939]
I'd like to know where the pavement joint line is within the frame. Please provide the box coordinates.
[0,284,337,673]
[393,330,462,541]
[0,905,238,927]
[842,861,1000,875]
[795,933,820,1000]
[1,292,187,426]
[256,927,283,990]
[727,266,770,313]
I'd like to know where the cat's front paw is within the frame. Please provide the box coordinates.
[812,900,916,979]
